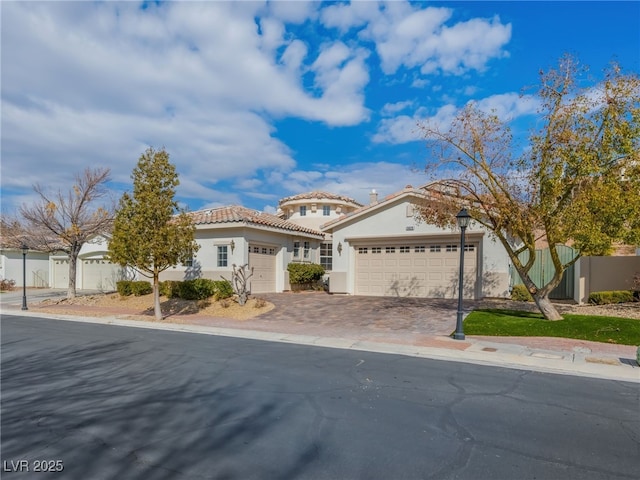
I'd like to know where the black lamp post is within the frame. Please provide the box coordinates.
[453,208,471,340]
[21,243,28,311]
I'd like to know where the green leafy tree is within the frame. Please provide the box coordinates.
[108,147,199,320]
[418,56,640,320]
[20,167,113,298]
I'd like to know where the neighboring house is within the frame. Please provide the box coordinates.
[277,191,363,271]
[49,234,124,291]
[0,246,49,288]
[321,186,511,299]
[161,206,324,293]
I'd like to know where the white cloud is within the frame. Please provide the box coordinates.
[266,0,319,24]
[381,100,415,116]
[321,1,511,76]
[373,94,538,144]
[473,93,539,119]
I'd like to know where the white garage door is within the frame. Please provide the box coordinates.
[248,244,276,294]
[52,259,69,289]
[82,259,122,291]
[355,242,477,299]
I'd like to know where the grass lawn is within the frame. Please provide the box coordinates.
[464,309,640,346]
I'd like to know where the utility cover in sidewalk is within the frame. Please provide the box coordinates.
[531,352,564,359]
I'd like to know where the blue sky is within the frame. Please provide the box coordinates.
[2,1,639,215]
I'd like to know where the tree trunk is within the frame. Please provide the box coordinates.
[67,247,80,299]
[533,293,563,321]
[153,274,162,320]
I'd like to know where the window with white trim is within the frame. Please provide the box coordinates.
[293,241,300,258]
[320,242,332,270]
[372,247,382,254]
[414,246,425,253]
[299,206,307,216]
[303,241,310,259]
[358,247,368,254]
[430,245,441,253]
[399,246,411,253]
[446,244,458,252]
[217,245,228,267]
[322,205,331,216]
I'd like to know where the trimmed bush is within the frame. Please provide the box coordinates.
[511,284,533,302]
[588,290,635,305]
[176,279,234,301]
[178,279,216,300]
[117,280,152,296]
[287,263,325,285]
[160,280,181,299]
[116,280,132,297]
[131,281,152,296]
[212,280,234,300]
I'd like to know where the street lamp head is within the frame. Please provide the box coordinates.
[21,243,29,254]
[456,208,471,229]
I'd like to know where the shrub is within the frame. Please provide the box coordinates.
[117,280,132,297]
[131,281,152,296]
[511,284,533,302]
[588,290,635,305]
[212,280,234,300]
[254,297,267,308]
[0,278,16,291]
[175,279,233,300]
[178,279,216,300]
[117,280,152,296]
[160,280,181,298]
[287,263,325,285]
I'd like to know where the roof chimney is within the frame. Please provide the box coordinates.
[369,189,378,205]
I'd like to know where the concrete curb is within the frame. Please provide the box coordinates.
[3,307,638,383]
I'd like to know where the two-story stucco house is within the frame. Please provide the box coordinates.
[276,191,362,271]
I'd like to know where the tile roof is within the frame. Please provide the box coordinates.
[278,191,362,206]
[188,205,324,237]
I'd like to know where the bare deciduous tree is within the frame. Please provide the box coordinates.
[20,167,113,298]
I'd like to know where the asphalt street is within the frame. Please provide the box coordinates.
[1,314,639,480]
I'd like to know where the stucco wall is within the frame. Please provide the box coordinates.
[575,256,640,303]
[1,250,50,287]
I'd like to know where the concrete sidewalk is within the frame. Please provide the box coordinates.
[2,296,638,383]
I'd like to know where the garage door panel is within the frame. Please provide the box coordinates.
[355,243,478,299]
[83,259,122,290]
[249,244,276,294]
